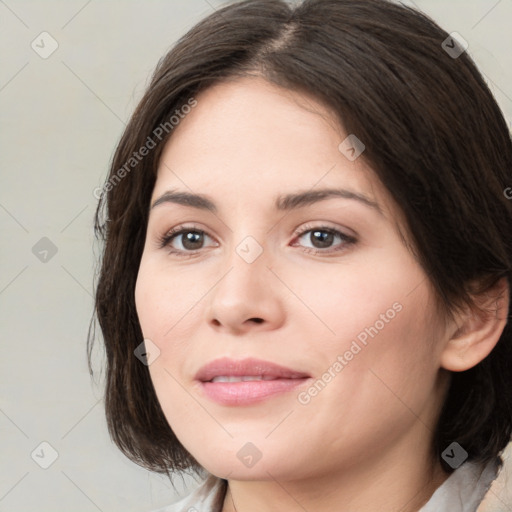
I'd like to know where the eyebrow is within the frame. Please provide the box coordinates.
[150,188,382,214]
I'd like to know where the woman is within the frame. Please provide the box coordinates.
[89,0,512,510]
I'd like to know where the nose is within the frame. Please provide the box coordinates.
[206,244,286,335]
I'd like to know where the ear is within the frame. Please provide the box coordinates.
[440,277,510,372]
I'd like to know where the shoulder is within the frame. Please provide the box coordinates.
[420,456,502,512]
[151,474,227,512]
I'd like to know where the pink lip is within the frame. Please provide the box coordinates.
[195,357,311,406]
[195,357,310,381]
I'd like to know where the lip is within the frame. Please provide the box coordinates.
[195,357,310,382]
[195,357,311,406]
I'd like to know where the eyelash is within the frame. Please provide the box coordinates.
[157,223,357,258]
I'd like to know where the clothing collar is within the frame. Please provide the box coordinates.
[157,456,502,512]
[419,456,501,512]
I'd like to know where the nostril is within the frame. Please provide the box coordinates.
[249,318,264,324]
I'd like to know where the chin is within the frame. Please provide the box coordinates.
[198,449,306,482]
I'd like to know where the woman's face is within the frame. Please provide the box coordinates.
[135,76,451,480]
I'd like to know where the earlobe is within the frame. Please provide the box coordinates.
[440,277,510,372]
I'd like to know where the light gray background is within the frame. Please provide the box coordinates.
[1,1,511,511]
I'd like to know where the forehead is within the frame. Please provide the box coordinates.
[153,76,390,215]
[161,76,343,163]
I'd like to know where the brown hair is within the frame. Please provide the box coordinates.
[88,0,512,477]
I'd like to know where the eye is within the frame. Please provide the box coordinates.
[158,223,356,257]
[291,224,356,254]
[158,225,217,256]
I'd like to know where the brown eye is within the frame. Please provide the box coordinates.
[309,230,335,249]
[159,227,216,253]
[292,225,357,255]
[178,230,205,250]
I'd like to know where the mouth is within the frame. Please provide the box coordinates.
[195,357,311,405]
[209,375,285,382]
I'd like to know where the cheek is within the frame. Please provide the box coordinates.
[315,281,440,432]
[283,251,430,360]
[287,286,442,468]
[134,257,212,400]
[291,255,441,416]
[135,263,202,430]
[134,256,209,341]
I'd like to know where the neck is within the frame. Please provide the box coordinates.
[223,444,450,512]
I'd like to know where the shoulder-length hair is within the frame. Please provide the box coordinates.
[89,0,512,477]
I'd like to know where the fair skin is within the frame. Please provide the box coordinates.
[134,76,508,512]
